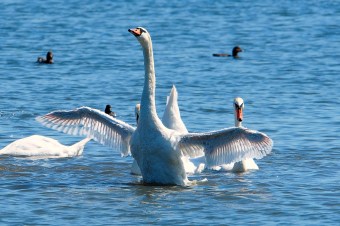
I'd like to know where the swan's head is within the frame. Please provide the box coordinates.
[233,97,244,126]
[232,46,243,57]
[135,103,141,124]
[128,27,151,47]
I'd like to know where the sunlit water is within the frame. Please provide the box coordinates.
[0,0,339,225]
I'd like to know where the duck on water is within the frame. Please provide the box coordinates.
[213,46,243,58]
[37,51,54,64]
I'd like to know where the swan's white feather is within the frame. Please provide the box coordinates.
[0,135,90,158]
[178,127,273,167]
[36,106,135,156]
[162,85,188,134]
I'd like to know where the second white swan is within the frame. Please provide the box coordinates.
[0,135,90,158]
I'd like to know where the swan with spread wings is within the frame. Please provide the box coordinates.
[37,27,272,186]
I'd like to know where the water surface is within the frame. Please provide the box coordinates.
[0,0,339,225]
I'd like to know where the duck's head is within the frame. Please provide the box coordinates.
[232,46,243,57]
[135,103,141,124]
[105,104,112,113]
[128,27,151,47]
[233,97,244,127]
[46,51,53,63]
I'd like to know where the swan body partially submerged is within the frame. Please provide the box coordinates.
[37,27,272,185]
[0,135,90,158]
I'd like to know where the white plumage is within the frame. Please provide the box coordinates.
[216,97,260,172]
[38,107,134,157]
[131,86,195,175]
[0,135,90,158]
[37,27,273,185]
[162,85,188,134]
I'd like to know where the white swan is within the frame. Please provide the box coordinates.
[214,97,260,172]
[131,86,196,175]
[153,87,261,173]
[37,27,273,186]
[0,135,91,158]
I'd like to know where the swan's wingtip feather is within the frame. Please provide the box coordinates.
[35,115,42,122]
[179,127,274,167]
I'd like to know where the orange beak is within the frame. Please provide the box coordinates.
[128,28,141,36]
[236,108,243,122]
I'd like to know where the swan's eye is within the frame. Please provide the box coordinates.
[140,28,146,33]
[234,103,243,109]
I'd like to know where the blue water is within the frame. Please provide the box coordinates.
[1,0,339,225]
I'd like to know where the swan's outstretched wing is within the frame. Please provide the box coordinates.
[162,85,188,134]
[178,127,273,167]
[36,106,135,156]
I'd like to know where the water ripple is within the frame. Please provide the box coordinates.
[0,0,339,225]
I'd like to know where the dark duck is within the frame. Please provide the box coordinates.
[37,51,53,64]
[105,105,116,117]
[213,46,243,58]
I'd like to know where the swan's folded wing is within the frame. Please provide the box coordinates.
[178,127,273,167]
[36,106,135,156]
[162,85,188,134]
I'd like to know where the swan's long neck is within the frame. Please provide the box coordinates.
[235,116,242,127]
[139,36,162,128]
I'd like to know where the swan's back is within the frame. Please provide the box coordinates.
[0,135,90,158]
